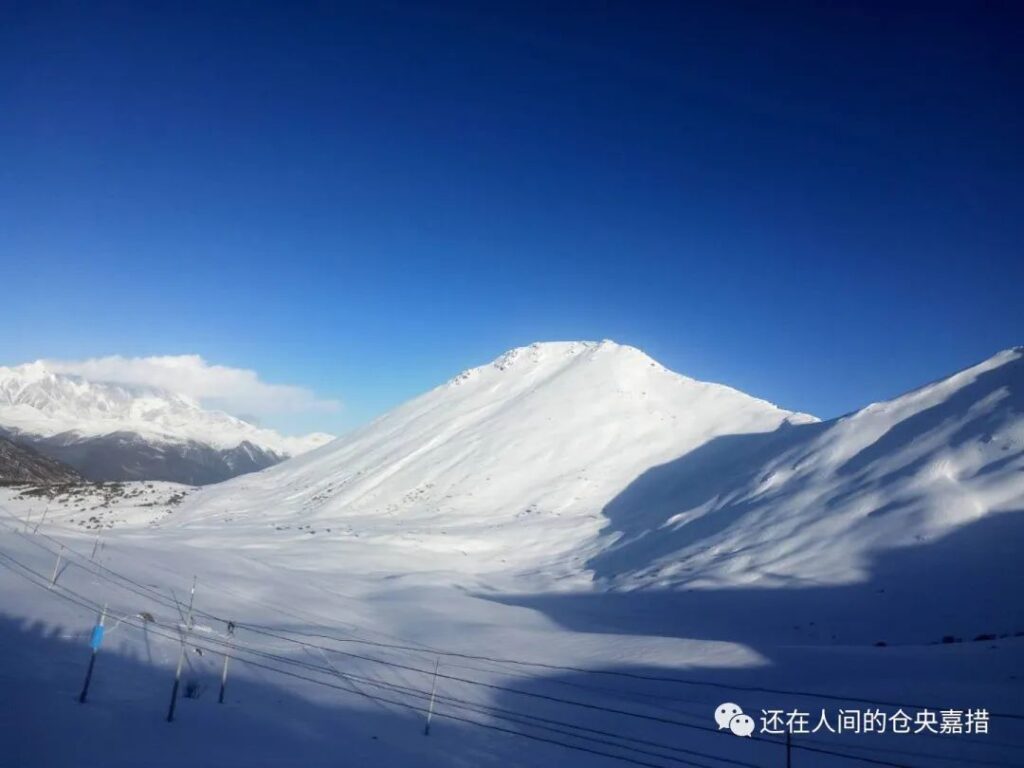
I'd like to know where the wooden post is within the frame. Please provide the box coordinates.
[90,533,101,560]
[218,621,234,704]
[166,576,197,723]
[423,657,440,735]
[78,604,106,703]
[33,505,50,534]
[49,545,64,588]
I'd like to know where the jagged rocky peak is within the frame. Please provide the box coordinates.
[0,362,333,485]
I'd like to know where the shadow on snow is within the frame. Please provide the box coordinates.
[0,612,520,768]
[587,353,1023,583]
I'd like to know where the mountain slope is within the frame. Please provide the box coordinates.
[25,432,284,485]
[590,346,1024,592]
[163,340,1023,699]
[0,363,334,484]
[2,343,1022,768]
[0,435,82,485]
[175,341,1024,612]
[177,341,813,578]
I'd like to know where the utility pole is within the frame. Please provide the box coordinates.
[218,620,235,704]
[49,544,65,588]
[423,658,440,736]
[166,576,197,723]
[78,603,107,703]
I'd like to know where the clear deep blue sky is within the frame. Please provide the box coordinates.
[2,1,1022,435]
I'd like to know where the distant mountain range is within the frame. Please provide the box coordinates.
[0,362,333,484]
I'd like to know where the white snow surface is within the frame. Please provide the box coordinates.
[177,340,815,583]
[1,341,1022,768]
[0,361,333,455]
[590,346,1024,592]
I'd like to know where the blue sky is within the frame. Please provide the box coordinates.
[2,1,1021,436]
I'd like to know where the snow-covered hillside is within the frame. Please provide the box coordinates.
[592,347,1024,591]
[572,346,1024,649]
[175,341,814,581]
[170,341,1024,641]
[0,362,333,483]
[1,342,1022,768]
[0,436,82,485]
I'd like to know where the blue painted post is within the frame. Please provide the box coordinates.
[78,604,107,703]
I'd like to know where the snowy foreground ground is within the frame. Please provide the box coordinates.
[2,343,1023,767]
[1,488,1021,768]
[2,483,1024,765]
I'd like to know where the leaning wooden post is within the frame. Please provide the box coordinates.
[49,544,65,588]
[423,657,440,735]
[33,505,50,534]
[166,576,197,723]
[218,620,235,704]
[78,603,107,703]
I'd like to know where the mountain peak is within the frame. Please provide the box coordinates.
[2,360,50,380]
[489,340,622,370]
[446,341,814,425]
[448,340,659,387]
[0,362,331,456]
[184,339,810,569]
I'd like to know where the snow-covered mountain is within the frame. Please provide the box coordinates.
[590,346,1024,593]
[2,342,1022,768]
[0,362,333,484]
[176,340,1023,609]
[178,340,816,578]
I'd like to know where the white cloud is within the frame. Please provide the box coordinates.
[43,354,340,418]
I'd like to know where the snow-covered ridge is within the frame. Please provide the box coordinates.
[171,341,1023,596]
[0,362,332,455]
[590,345,1024,590]
[447,341,816,421]
[175,340,815,579]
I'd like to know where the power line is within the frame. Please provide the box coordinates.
[0,522,751,733]
[0,524,937,768]
[7,515,1023,724]
[3,524,1020,768]
[0,545,955,768]
[4,523,1017,768]
[0,548,741,768]
[16,537,1021,768]
[228,619,1024,721]
[797,734,1020,768]
[0,550,739,768]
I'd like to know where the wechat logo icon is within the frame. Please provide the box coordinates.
[715,702,755,737]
